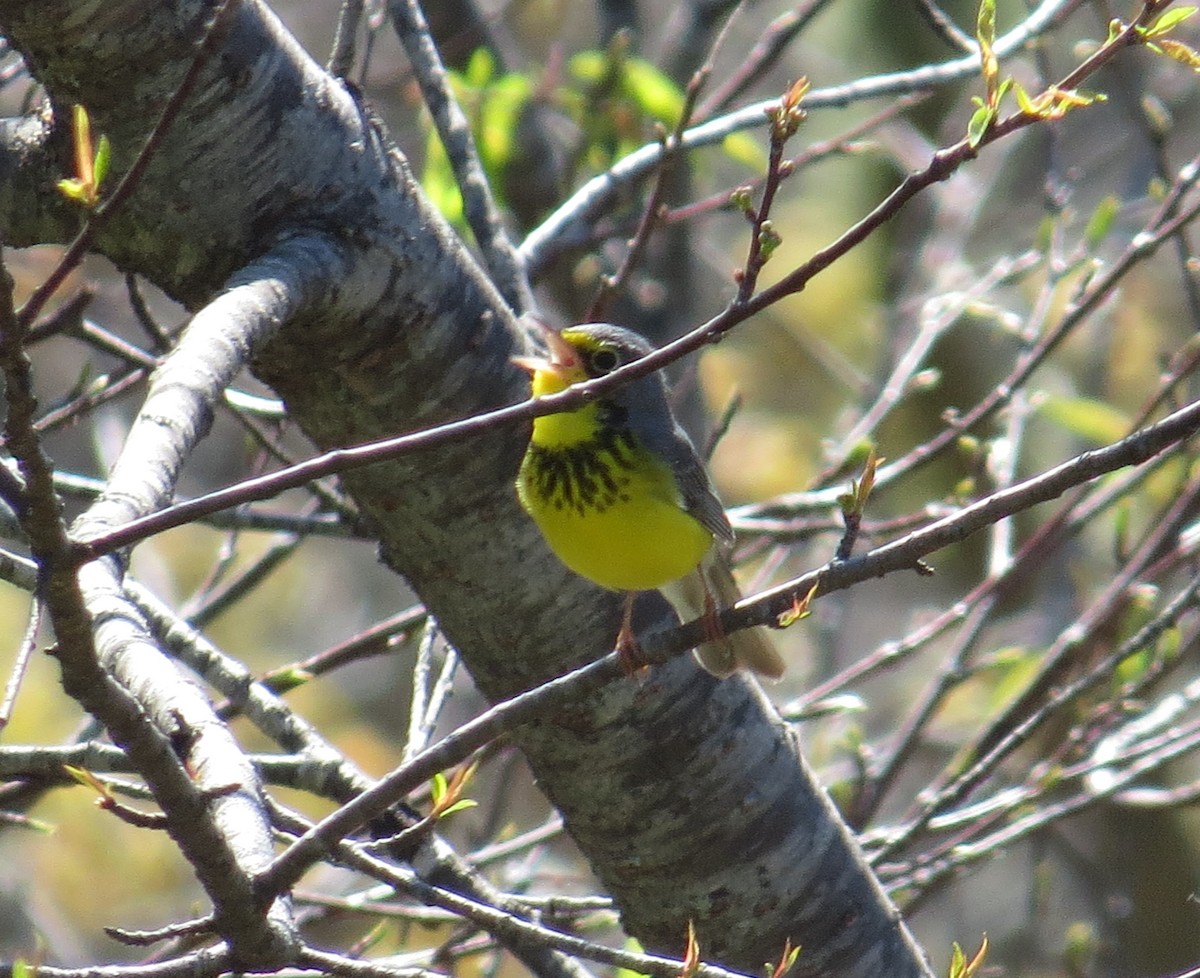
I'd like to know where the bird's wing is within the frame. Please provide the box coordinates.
[637,411,734,546]
[615,352,735,547]
[674,450,735,546]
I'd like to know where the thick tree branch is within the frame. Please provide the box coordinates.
[0,252,297,964]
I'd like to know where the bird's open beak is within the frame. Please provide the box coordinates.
[512,317,579,377]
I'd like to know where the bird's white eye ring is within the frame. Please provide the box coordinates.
[590,347,620,374]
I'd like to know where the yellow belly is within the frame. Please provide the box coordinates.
[518,437,713,591]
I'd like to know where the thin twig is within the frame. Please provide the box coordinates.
[695,0,834,118]
[387,0,531,313]
[328,0,367,78]
[913,0,977,52]
[0,596,42,729]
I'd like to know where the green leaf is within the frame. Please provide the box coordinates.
[1084,195,1119,246]
[1062,921,1097,977]
[722,132,767,170]
[14,960,36,978]
[568,49,607,86]
[976,0,996,47]
[438,799,478,817]
[947,937,989,978]
[976,0,999,101]
[1112,497,1130,558]
[967,104,995,147]
[421,130,465,227]
[418,58,541,228]
[776,940,803,976]
[1037,394,1130,445]
[982,647,1040,711]
[1035,214,1055,251]
[842,437,876,469]
[948,943,966,978]
[430,771,449,806]
[568,50,685,128]
[56,178,92,204]
[1145,5,1197,38]
[93,134,112,189]
[478,73,534,172]
[268,667,313,693]
[465,46,497,88]
[621,57,684,125]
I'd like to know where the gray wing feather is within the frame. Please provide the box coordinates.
[627,378,735,547]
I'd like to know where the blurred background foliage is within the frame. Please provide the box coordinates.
[3,1,1200,976]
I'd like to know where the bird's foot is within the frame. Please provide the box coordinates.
[616,593,649,677]
[700,587,727,645]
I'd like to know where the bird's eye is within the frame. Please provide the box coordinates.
[589,347,620,374]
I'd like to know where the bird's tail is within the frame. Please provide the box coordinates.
[660,552,785,680]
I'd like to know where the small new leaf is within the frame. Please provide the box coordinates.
[430,771,450,807]
[976,0,999,103]
[771,77,809,141]
[71,103,94,186]
[55,104,108,209]
[679,922,701,978]
[266,666,314,693]
[1062,921,1097,977]
[429,760,480,820]
[783,76,810,112]
[56,178,93,206]
[947,936,989,978]
[778,583,818,629]
[93,134,112,189]
[949,944,965,978]
[1013,80,1036,114]
[1084,195,1120,247]
[1144,5,1197,38]
[839,449,881,518]
[1022,86,1107,121]
[64,764,114,803]
[439,799,478,817]
[967,104,996,148]
[768,939,802,978]
[356,919,392,955]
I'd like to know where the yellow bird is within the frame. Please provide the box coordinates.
[515,321,784,679]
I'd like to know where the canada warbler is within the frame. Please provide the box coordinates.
[515,321,784,679]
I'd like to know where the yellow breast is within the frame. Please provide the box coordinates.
[517,407,713,592]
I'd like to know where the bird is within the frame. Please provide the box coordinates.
[514,320,785,679]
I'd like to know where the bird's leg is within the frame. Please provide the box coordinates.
[615,592,646,675]
[697,565,728,645]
